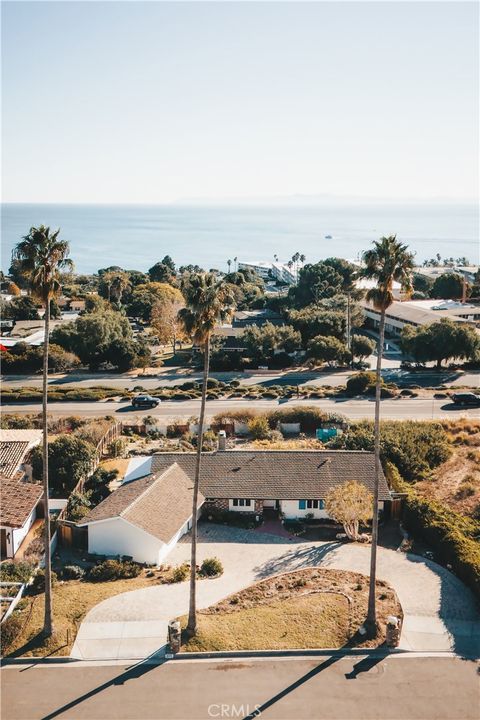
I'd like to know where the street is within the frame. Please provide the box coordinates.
[2,655,478,720]
[1,396,479,421]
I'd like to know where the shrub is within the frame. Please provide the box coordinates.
[200,557,223,577]
[87,559,142,582]
[248,416,270,440]
[456,481,477,499]
[29,570,58,595]
[62,565,85,580]
[345,372,376,396]
[171,563,190,582]
[0,562,34,584]
[1,614,23,651]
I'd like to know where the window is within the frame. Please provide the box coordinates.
[232,499,251,507]
[302,500,325,510]
[298,500,306,510]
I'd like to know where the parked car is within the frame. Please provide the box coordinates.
[451,393,480,407]
[131,394,160,409]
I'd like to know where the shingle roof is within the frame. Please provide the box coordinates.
[0,477,44,528]
[0,442,30,479]
[150,450,390,501]
[80,463,204,544]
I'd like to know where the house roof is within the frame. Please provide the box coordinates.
[150,450,390,501]
[361,299,472,326]
[0,477,44,528]
[80,463,204,544]
[0,430,42,479]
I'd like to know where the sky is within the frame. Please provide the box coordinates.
[1,1,478,204]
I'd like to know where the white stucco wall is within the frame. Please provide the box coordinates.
[10,507,37,557]
[281,499,385,521]
[87,517,164,565]
[280,500,329,520]
[123,457,153,483]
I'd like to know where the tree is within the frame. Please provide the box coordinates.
[325,481,373,541]
[51,310,143,370]
[127,282,183,321]
[98,270,131,305]
[288,306,346,342]
[13,225,73,637]
[5,281,21,296]
[148,257,176,283]
[308,335,349,365]
[150,299,186,353]
[351,335,375,360]
[1,296,40,320]
[243,322,301,362]
[289,262,345,307]
[361,235,414,635]
[412,273,433,296]
[401,319,479,367]
[430,273,465,300]
[31,435,95,497]
[179,272,235,636]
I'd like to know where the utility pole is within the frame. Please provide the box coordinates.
[346,292,352,366]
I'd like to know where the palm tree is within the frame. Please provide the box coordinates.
[13,225,73,637]
[361,235,414,635]
[233,256,238,272]
[179,273,235,636]
[227,259,232,274]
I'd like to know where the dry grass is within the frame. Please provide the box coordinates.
[180,568,402,652]
[3,573,157,658]
[416,420,480,517]
[100,457,130,480]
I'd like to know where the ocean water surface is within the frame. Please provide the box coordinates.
[1,203,478,274]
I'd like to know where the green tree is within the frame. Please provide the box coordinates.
[325,481,373,541]
[1,296,40,320]
[288,305,346,342]
[13,225,73,637]
[148,257,176,283]
[361,235,414,635]
[401,319,479,367]
[430,273,465,300]
[127,282,183,321]
[243,322,300,362]
[179,272,235,636]
[32,435,95,497]
[289,262,344,307]
[308,335,350,365]
[98,270,131,305]
[351,335,375,360]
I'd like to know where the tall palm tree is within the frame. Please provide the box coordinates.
[13,226,73,637]
[227,259,232,274]
[233,256,238,272]
[179,273,235,636]
[361,235,414,635]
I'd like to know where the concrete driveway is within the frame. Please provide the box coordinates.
[71,525,480,661]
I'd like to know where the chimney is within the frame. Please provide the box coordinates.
[217,430,227,451]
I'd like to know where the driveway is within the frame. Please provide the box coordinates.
[72,525,480,660]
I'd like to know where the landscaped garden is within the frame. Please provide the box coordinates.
[180,568,402,652]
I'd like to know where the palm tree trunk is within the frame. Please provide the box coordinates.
[42,299,54,637]
[366,309,385,636]
[186,334,210,637]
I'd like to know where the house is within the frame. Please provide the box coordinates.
[232,309,284,328]
[79,463,204,565]
[0,429,44,559]
[0,477,44,559]
[69,299,86,312]
[79,445,390,564]
[361,298,480,338]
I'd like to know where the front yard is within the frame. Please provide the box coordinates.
[180,568,402,652]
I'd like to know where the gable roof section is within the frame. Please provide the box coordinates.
[80,463,204,544]
[150,450,390,501]
[0,477,43,528]
[0,430,43,479]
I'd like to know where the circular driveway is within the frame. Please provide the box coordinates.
[72,525,479,660]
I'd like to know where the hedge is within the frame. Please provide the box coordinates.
[386,462,480,600]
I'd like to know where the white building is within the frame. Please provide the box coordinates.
[362,297,480,337]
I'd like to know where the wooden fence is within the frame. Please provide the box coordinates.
[56,421,123,524]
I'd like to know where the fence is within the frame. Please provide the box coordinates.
[0,582,25,623]
[56,421,123,523]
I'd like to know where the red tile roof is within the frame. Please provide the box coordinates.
[0,477,43,528]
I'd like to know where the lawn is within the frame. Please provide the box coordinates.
[181,568,402,652]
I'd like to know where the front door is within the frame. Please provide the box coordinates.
[0,528,7,559]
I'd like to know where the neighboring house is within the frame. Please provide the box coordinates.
[79,445,390,565]
[232,309,284,328]
[79,463,204,565]
[0,477,44,559]
[0,430,44,559]
[69,299,86,312]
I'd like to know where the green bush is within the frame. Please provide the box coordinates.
[1,614,23,651]
[248,416,270,440]
[456,482,477,499]
[87,559,142,582]
[0,562,34,584]
[171,563,190,582]
[268,406,332,434]
[345,372,376,396]
[200,557,224,577]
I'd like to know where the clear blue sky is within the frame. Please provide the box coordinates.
[2,1,478,204]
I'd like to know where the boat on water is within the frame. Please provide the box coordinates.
[324,234,333,239]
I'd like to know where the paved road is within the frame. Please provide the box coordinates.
[2,655,479,720]
[2,367,478,390]
[2,396,479,421]
[72,526,479,661]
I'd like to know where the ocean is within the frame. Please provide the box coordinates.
[1,202,478,274]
